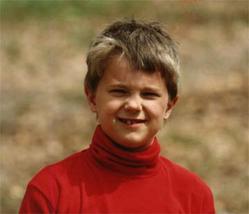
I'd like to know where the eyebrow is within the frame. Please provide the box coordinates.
[108,83,162,92]
[108,83,128,89]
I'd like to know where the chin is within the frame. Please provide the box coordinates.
[117,137,152,149]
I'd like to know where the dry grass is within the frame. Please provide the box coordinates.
[1,1,248,213]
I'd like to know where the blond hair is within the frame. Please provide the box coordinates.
[85,19,180,100]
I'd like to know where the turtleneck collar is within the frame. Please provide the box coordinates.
[89,125,161,176]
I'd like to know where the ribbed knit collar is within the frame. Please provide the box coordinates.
[89,125,161,176]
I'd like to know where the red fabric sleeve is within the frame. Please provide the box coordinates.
[19,184,54,214]
[201,185,216,214]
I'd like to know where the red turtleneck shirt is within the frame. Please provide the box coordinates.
[20,126,215,214]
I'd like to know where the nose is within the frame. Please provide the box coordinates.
[124,95,142,112]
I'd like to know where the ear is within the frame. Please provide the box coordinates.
[84,86,97,113]
[164,96,179,120]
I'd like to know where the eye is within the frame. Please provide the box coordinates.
[141,91,161,99]
[109,88,128,96]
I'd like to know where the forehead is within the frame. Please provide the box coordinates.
[101,56,166,89]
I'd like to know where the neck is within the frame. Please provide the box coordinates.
[89,126,161,176]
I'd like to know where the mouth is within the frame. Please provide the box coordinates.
[117,117,147,125]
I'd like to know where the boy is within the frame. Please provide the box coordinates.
[20,19,215,213]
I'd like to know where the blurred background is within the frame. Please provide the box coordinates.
[0,0,248,213]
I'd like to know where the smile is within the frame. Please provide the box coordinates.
[118,118,147,125]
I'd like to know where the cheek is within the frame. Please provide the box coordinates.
[147,101,167,118]
[96,99,122,117]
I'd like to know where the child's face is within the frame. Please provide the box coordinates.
[86,56,177,149]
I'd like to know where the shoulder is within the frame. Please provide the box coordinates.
[160,156,212,195]
[20,149,90,212]
[28,149,89,190]
[160,157,215,213]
